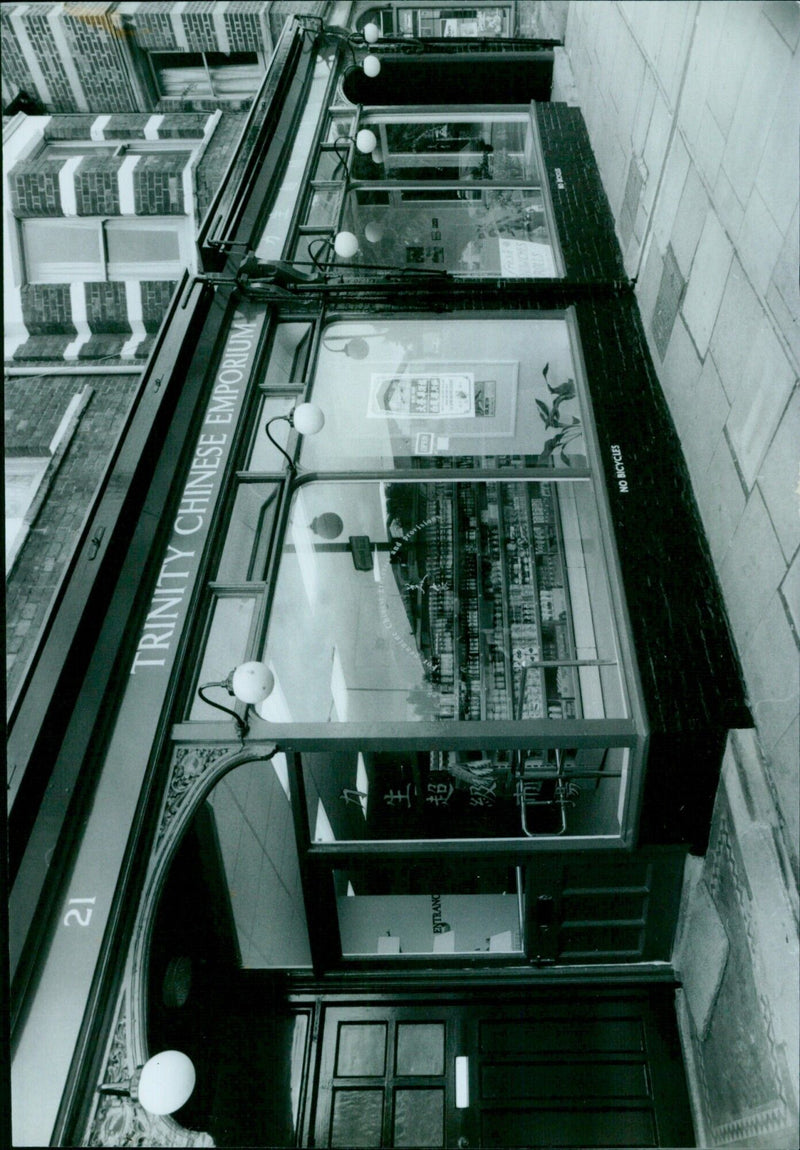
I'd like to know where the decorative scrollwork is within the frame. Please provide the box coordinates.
[156,745,235,850]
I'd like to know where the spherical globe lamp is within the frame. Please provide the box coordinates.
[344,336,370,359]
[364,220,384,244]
[355,128,378,154]
[370,146,384,164]
[363,54,381,78]
[137,1051,195,1116]
[363,22,380,44]
[333,230,359,259]
[231,661,274,705]
[292,402,325,435]
[309,512,344,540]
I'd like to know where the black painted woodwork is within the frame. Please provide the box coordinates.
[311,987,694,1147]
[343,52,554,105]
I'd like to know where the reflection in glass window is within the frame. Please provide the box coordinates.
[302,318,586,471]
[216,482,279,582]
[342,112,559,277]
[302,748,626,842]
[190,596,256,719]
[262,480,627,724]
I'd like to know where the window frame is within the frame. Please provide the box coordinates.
[148,49,265,100]
[19,215,194,284]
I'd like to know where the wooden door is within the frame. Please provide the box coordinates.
[310,989,694,1147]
[527,848,687,965]
[313,1003,467,1148]
[461,989,694,1148]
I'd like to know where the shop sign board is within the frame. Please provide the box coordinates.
[11,303,264,1148]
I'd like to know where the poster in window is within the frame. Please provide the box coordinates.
[367,362,517,436]
[368,372,475,418]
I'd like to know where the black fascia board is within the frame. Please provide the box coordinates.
[197,16,312,268]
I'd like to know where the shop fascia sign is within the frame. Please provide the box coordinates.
[131,304,264,675]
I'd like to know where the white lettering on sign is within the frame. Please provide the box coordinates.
[610,444,629,492]
[131,314,260,673]
[554,167,566,190]
[131,546,194,672]
[63,896,96,928]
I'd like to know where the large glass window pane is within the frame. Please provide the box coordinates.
[263,480,626,723]
[352,117,534,182]
[23,219,102,281]
[302,748,625,842]
[301,318,585,471]
[343,112,558,277]
[190,596,256,719]
[335,863,524,956]
[215,482,279,582]
[342,188,553,276]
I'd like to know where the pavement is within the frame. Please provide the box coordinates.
[533,1,799,1145]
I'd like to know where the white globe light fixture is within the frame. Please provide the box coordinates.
[197,657,277,738]
[363,54,381,78]
[355,128,378,154]
[231,661,275,705]
[364,220,385,244]
[363,22,380,44]
[291,401,325,436]
[371,145,384,164]
[137,1051,196,1117]
[333,230,360,259]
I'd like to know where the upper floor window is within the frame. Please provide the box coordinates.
[21,217,191,282]
[149,51,263,99]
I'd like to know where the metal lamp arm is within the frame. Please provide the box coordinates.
[264,414,297,471]
[197,680,248,740]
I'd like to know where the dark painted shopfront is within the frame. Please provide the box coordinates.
[9,19,749,1149]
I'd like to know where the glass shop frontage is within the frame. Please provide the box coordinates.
[10,19,749,1150]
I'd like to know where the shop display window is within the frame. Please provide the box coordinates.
[302,747,626,843]
[301,317,586,471]
[334,862,524,957]
[339,111,561,277]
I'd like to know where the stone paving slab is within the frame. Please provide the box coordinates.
[551,1,800,1144]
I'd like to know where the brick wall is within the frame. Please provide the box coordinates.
[5,372,141,699]
[129,1,276,53]
[536,103,627,283]
[61,11,134,112]
[9,155,62,216]
[21,285,75,335]
[133,152,187,214]
[573,294,751,847]
[18,8,78,112]
[182,4,218,54]
[75,154,123,215]
[0,9,38,98]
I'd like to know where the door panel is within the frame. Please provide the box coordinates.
[527,848,687,964]
[311,990,694,1147]
[315,1005,464,1148]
